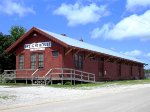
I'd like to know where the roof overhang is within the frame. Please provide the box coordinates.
[5,27,69,53]
[68,45,145,65]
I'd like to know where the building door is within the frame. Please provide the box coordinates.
[98,58,104,78]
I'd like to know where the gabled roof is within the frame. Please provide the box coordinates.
[6,27,69,53]
[6,27,144,64]
[39,28,144,64]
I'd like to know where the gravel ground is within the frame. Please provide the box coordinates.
[0,84,150,109]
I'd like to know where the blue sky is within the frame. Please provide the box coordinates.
[0,0,150,69]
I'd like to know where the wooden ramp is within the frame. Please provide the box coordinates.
[2,68,96,85]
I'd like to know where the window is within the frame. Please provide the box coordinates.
[74,54,78,68]
[31,53,36,69]
[74,54,83,69]
[19,54,24,69]
[38,53,44,68]
[52,51,59,57]
[78,55,83,69]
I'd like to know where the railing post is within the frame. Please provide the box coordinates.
[81,72,83,80]
[88,73,89,81]
[94,74,95,82]
[14,70,16,84]
[74,70,75,85]
[45,77,47,85]
[4,70,6,83]
[37,69,39,83]
[31,70,33,85]
[71,70,73,85]
[26,70,27,85]
[61,69,63,85]
[0,74,1,83]
[51,78,53,85]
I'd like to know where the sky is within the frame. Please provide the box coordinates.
[0,0,150,69]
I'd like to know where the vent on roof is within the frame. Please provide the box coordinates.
[33,33,37,37]
[79,38,83,42]
[61,34,67,36]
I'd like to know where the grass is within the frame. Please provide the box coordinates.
[0,96,10,100]
[0,78,150,88]
[0,95,16,100]
[0,83,32,87]
[50,78,150,89]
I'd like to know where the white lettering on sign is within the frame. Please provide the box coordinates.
[24,42,51,50]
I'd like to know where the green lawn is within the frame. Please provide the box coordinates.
[0,95,16,100]
[50,78,150,88]
[0,78,150,88]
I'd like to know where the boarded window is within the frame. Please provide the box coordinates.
[19,54,24,69]
[38,53,44,68]
[31,53,36,69]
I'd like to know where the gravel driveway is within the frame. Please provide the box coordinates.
[0,84,150,111]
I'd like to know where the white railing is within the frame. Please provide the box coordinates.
[3,69,37,84]
[44,68,95,84]
[31,69,39,77]
[3,68,95,85]
[3,70,16,79]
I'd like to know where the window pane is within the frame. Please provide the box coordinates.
[79,55,83,69]
[31,54,36,69]
[38,53,44,68]
[19,54,24,69]
[52,51,59,57]
[74,54,83,69]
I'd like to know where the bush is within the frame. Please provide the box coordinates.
[64,81,72,85]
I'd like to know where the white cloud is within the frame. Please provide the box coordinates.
[122,50,142,57]
[54,3,109,26]
[0,0,35,17]
[91,10,150,40]
[126,0,150,12]
[146,53,150,57]
[121,50,150,69]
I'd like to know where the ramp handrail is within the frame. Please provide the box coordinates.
[43,69,52,78]
[3,70,16,78]
[44,68,95,83]
[31,69,39,77]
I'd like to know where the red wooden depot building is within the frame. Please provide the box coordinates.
[5,27,145,84]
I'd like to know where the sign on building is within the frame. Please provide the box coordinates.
[24,42,51,51]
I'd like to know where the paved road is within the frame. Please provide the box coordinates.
[1,87,150,112]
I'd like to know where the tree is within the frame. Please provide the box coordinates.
[9,26,26,43]
[0,33,11,73]
[0,26,26,73]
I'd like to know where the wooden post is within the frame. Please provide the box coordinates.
[61,69,63,85]
[26,70,27,85]
[51,78,53,85]
[0,74,2,83]
[94,74,95,82]
[14,70,16,84]
[32,76,33,85]
[81,72,83,80]
[37,69,39,84]
[45,77,47,85]
[74,70,75,85]
[71,70,73,85]
[81,72,83,84]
